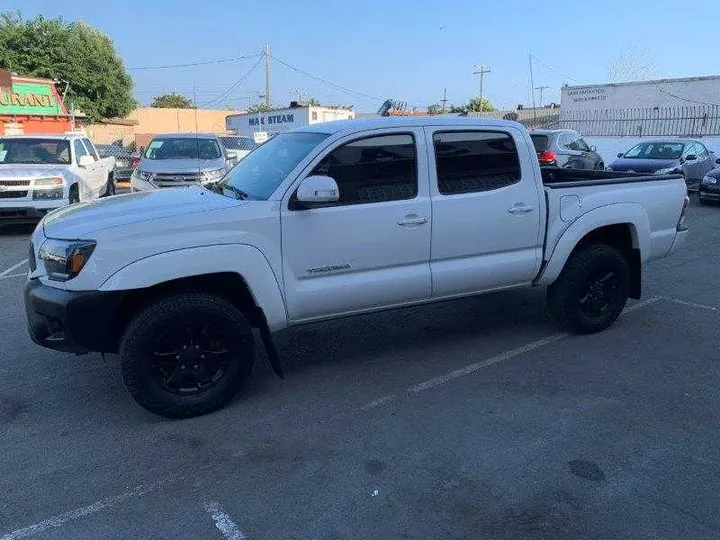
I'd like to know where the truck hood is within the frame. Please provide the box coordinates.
[609,158,678,173]
[43,186,242,238]
[0,164,71,179]
[137,158,226,173]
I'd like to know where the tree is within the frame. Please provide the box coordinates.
[247,103,276,113]
[426,104,444,115]
[0,11,135,121]
[151,92,193,108]
[607,44,657,83]
[450,97,496,114]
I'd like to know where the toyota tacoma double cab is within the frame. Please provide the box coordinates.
[24,117,689,418]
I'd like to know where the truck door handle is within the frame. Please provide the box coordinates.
[507,204,534,215]
[398,214,429,227]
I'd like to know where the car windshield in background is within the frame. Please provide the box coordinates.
[220,136,258,151]
[530,134,550,152]
[0,138,71,165]
[623,142,685,160]
[217,132,329,200]
[144,138,222,160]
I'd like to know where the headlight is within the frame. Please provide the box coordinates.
[38,239,96,281]
[133,170,154,181]
[201,168,227,181]
[702,175,717,185]
[655,167,679,175]
[33,177,65,200]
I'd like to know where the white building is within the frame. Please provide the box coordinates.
[561,75,720,112]
[226,105,355,139]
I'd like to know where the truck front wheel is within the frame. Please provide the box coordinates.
[120,293,255,418]
[547,244,630,334]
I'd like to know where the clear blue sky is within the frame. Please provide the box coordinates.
[3,0,719,112]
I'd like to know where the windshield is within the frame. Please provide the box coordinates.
[220,136,258,151]
[530,134,550,153]
[0,138,71,165]
[623,142,685,160]
[143,138,222,160]
[216,131,330,200]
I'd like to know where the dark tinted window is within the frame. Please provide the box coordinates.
[82,138,99,159]
[530,134,549,152]
[575,138,591,152]
[558,133,575,148]
[0,138,70,164]
[312,134,417,205]
[73,139,88,160]
[433,131,521,195]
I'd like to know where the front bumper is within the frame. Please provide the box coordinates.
[0,202,66,223]
[24,279,126,354]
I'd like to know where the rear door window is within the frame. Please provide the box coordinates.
[530,135,549,153]
[433,131,521,195]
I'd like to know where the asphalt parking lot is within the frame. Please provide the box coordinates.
[0,192,718,540]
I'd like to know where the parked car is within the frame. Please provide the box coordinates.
[96,142,139,181]
[25,117,689,418]
[0,134,116,223]
[530,129,604,170]
[698,163,720,204]
[219,135,258,165]
[608,140,716,190]
[130,133,231,191]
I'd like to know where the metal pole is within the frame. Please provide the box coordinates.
[264,44,270,108]
[529,54,537,121]
[441,88,447,113]
[473,65,491,113]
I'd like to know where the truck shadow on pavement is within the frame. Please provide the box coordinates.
[0,223,36,236]
[268,288,554,378]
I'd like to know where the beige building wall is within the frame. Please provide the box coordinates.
[86,107,239,145]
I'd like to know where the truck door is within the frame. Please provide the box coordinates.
[281,128,431,321]
[425,126,544,298]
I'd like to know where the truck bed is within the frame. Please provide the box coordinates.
[540,167,683,188]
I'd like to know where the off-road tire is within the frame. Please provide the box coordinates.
[547,244,630,334]
[120,293,255,418]
[69,184,80,204]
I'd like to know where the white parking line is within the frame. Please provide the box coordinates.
[662,296,719,312]
[204,501,246,540]
[0,477,175,540]
[0,259,28,278]
[0,273,26,280]
[358,296,662,410]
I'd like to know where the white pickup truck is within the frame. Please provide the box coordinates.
[24,117,689,418]
[0,134,116,223]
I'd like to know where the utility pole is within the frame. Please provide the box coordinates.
[263,43,270,108]
[440,88,448,113]
[529,54,537,121]
[535,85,549,107]
[473,64,491,112]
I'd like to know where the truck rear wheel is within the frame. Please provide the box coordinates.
[547,244,630,334]
[120,293,255,418]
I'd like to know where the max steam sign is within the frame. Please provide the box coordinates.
[248,113,295,127]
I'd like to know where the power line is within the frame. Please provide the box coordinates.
[128,54,261,71]
[201,57,264,107]
[270,55,383,104]
[530,54,584,85]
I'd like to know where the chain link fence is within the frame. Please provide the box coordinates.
[470,105,720,138]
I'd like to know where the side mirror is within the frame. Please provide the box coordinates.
[617,152,624,158]
[685,154,697,161]
[590,145,597,152]
[295,175,339,208]
[225,149,240,163]
[716,157,720,165]
[78,154,95,167]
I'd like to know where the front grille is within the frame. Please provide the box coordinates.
[0,190,28,198]
[153,172,202,182]
[0,179,31,187]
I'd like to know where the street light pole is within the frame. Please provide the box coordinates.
[473,65,491,113]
